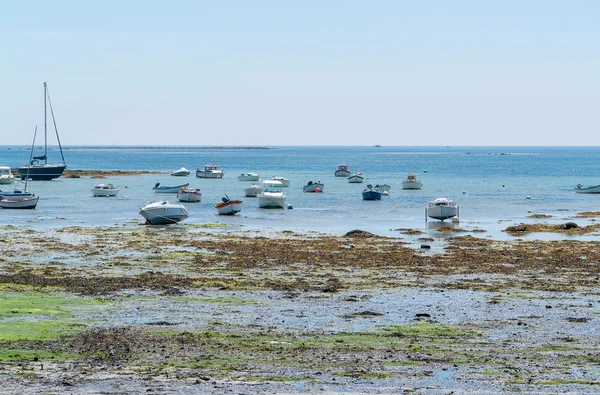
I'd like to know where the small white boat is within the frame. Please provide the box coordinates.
[258,180,287,209]
[91,183,119,197]
[139,201,189,225]
[0,166,15,184]
[171,167,190,177]
[153,182,189,193]
[196,164,224,179]
[335,164,351,177]
[374,184,391,193]
[0,195,39,209]
[237,172,260,181]
[362,184,382,200]
[177,187,201,202]
[271,176,290,187]
[402,173,422,190]
[427,198,459,221]
[575,184,600,194]
[244,183,263,197]
[215,195,243,215]
[348,173,364,183]
[303,181,324,193]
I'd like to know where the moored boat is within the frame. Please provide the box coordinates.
[303,181,324,193]
[139,201,189,225]
[258,180,287,209]
[348,173,364,183]
[91,183,119,197]
[171,167,190,177]
[0,195,39,209]
[271,176,290,187]
[374,184,391,193]
[0,189,34,200]
[177,187,202,202]
[402,173,422,190]
[362,184,382,200]
[244,183,263,197]
[427,198,459,221]
[0,166,15,184]
[196,164,224,179]
[237,172,260,181]
[153,182,189,193]
[575,184,600,194]
[335,164,351,177]
[215,195,243,215]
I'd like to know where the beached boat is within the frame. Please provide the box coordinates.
[348,173,364,183]
[258,180,287,208]
[271,176,290,187]
[171,167,190,177]
[215,195,243,215]
[374,184,391,193]
[402,173,422,190]
[334,164,351,177]
[575,184,600,194]
[362,184,382,200]
[0,166,15,184]
[153,182,189,193]
[177,187,201,202]
[244,183,263,197]
[139,201,189,225]
[427,198,459,221]
[17,82,66,181]
[196,164,224,179]
[0,195,39,209]
[91,183,120,197]
[303,181,324,193]
[237,172,260,181]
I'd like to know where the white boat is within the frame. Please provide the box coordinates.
[303,181,324,193]
[91,183,120,197]
[271,176,290,187]
[244,183,263,197]
[153,182,189,193]
[348,173,364,183]
[171,167,190,177]
[139,201,189,225]
[0,189,34,200]
[426,198,459,221]
[0,166,15,184]
[0,195,39,209]
[177,187,201,202]
[335,164,351,177]
[237,172,260,181]
[196,164,224,179]
[215,195,243,215]
[258,180,287,209]
[374,184,391,193]
[402,173,422,190]
[575,184,600,194]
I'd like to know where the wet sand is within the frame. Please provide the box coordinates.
[0,224,599,394]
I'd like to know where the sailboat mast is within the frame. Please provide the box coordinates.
[43,81,48,165]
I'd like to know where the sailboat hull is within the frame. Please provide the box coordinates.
[17,164,66,181]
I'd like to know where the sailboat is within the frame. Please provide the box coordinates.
[17,82,66,181]
[0,128,39,209]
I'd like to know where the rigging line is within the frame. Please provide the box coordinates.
[45,85,66,165]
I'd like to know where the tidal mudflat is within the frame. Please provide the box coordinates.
[0,223,599,394]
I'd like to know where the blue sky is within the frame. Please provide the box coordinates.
[1,1,598,146]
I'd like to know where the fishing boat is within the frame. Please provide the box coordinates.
[258,180,287,209]
[0,166,15,184]
[334,164,351,177]
[196,164,224,179]
[91,183,120,197]
[237,172,260,181]
[426,198,459,221]
[303,181,324,193]
[139,201,189,225]
[1,128,39,209]
[171,167,190,177]
[177,187,202,202]
[215,195,243,215]
[575,184,600,194]
[402,173,422,190]
[348,173,364,183]
[153,182,189,193]
[17,82,67,181]
[374,184,391,193]
[244,183,263,197]
[271,176,290,187]
[362,184,382,200]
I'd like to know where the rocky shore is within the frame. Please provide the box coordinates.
[0,223,599,394]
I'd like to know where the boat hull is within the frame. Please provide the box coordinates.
[92,188,119,197]
[402,181,422,190]
[0,195,39,209]
[0,190,34,199]
[153,183,189,193]
[270,177,290,187]
[348,174,364,183]
[177,188,201,202]
[17,164,66,181]
[335,170,351,177]
[244,185,263,197]
[427,206,458,221]
[375,184,391,193]
[575,185,600,194]
[196,170,224,178]
[215,200,243,215]
[237,173,260,181]
[258,193,286,209]
[139,202,189,225]
[362,190,382,200]
[0,176,14,184]
[303,182,324,192]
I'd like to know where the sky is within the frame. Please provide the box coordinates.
[0,1,598,146]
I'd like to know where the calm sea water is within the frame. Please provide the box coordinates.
[1,145,599,241]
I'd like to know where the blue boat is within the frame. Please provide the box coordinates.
[152,182,189,193]
[0,188,35,199]
[362,184,382,201]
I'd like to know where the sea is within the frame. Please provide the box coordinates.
[1,145,599,242]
